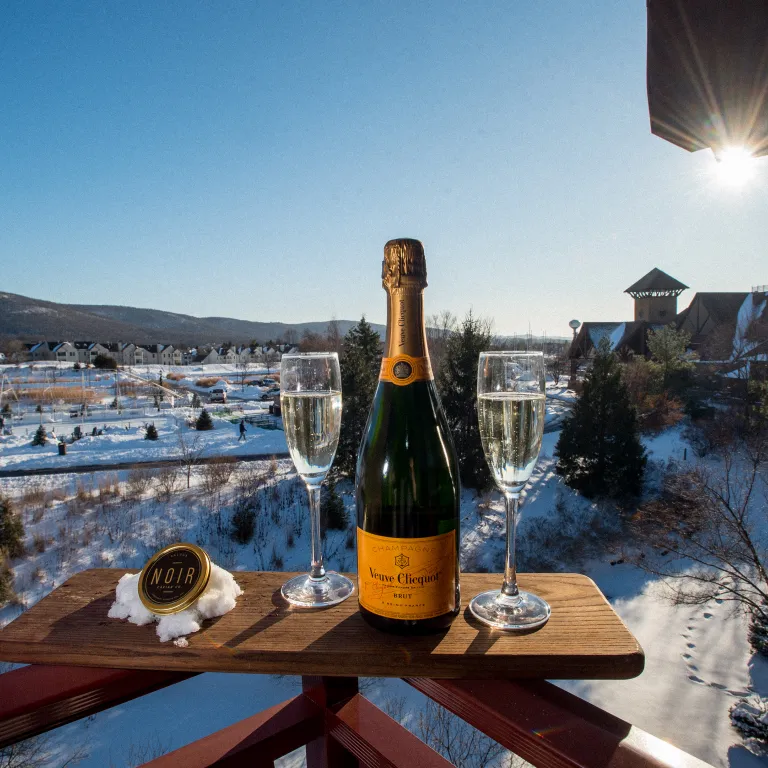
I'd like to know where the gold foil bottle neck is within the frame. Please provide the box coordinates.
[382,238,427,292]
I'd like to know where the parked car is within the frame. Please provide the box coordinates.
[209,388,227,404]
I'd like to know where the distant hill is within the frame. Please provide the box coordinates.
[0,292,384,345]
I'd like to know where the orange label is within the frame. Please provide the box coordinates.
[357,528,456,620]
[379,354,433,385]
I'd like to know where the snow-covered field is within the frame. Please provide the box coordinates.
[0,363,287,472]
[0,369,764,767]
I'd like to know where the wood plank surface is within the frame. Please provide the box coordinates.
[0,570,643,679]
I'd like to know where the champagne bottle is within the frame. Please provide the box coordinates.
[355,238,461,634]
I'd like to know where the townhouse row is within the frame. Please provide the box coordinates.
[26,341,298,366]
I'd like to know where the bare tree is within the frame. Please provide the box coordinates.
[426,310,457,375]
[235,357,250,390]
[0,730,88,768]
[326,317,342,355]
[176,427,206,489]
[631,427,767,621]
[416,698,522,768]
[547,347,568,386]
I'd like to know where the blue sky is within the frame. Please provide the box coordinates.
[1,1,766,336]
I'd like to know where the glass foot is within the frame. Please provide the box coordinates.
[281,572,355,608]
[469,589,551,630]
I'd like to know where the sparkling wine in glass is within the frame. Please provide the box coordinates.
[469,351,551,630]
[280,353,354,607]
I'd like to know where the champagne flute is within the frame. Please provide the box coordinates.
[279,353,354,607]
[469,351,551,630]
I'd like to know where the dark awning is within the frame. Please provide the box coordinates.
[647,0,768,158]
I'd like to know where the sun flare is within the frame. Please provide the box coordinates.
[713,146,757,188]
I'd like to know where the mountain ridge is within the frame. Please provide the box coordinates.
[0,292,384,345]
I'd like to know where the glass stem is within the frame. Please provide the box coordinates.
[307,484,326,580]
[501,492,520,598]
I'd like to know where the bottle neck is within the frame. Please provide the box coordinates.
[384,287,429,360]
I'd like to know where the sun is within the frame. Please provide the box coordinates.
[712,146,757,188]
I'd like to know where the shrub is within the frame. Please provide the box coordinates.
[196,409,214,431]
[126,468,153,498]
[196,377,220,388]
[200,456,237,495]
[155,468,180,502]
[145,423,159,440]
[731,696,768,744]
[73,361,81,370]
[0,496,25,559]
[230,496,257,544]
[31,424,47,446]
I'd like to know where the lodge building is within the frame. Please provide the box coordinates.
[569,268,768,367]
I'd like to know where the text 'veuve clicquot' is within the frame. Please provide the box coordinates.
[355,238,461,634]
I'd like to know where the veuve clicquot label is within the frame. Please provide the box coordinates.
[357,529,456,619]
[355,238,461,634]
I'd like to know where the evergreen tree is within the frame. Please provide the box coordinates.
[437,311,492,490]
[158,373,164,401]
[1,404,11,416]
[0,495,25,559]
[321,475,348,530]
[556,338,646,499]
[196,408,214,431]
[145,423,159,440]
[31,424,47,447]
[646,325,693,384]
[191,392,201,410]
[336,317,382,476]
[0,554,14,606]
[93,354,117,370]
[153,394,160,410]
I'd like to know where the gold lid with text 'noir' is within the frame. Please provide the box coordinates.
[138,542,211,615]
[382,238,427,292]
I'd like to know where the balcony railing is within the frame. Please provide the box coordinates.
[0,665,711,767]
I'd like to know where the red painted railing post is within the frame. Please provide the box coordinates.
[302,676,360,768]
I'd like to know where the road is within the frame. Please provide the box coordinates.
[0,452,291,478]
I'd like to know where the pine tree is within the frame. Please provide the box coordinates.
[437,311,492,490]
[336,317,382,476]
[0,554,14,606]
[145,423,159,440]
[158,373,164,401]
[0,495,25,559]
[196,408,214,431]
[321,476,348,530]
[556,338,646,499]
[191,392,201,410]
[31,424,47,447]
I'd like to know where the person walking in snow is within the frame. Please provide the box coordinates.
[238,419,247,442]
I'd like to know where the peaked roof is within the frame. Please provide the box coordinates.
[625,268,688,294]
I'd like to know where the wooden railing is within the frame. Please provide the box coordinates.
[0,665,712,768]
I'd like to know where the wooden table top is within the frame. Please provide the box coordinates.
[0,570,644,679]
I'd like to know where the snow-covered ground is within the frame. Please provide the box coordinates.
[0,372,764,766]
[0,412,286,471]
